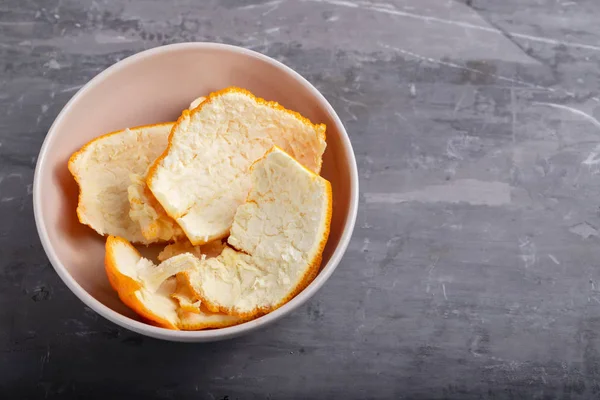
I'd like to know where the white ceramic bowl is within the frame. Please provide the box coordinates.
[33,43,358,342]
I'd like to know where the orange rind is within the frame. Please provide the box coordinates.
[126,96,207,243]
[105,236,242,330]
[178,147,332,318]
[69,123,175,244]
[146,87,327,245]
[69,96,207,244]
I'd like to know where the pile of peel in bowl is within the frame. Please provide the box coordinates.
[68,87,332,330]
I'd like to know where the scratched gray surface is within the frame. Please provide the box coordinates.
[2,0,600,398]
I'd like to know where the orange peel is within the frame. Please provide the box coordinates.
[69,97,206,244]
[179,147,332,318]
[127,96,207,243]
[146,87,327,245]
[69,123,175,244]
[105,236,242,330]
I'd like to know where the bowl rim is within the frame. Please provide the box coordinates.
[33,42,359,342]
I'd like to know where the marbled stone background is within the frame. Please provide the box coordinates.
[2,0,600,398]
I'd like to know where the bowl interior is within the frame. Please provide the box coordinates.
[36,44,355,330]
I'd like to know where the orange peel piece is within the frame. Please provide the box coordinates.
[69,96,207,244]
[127,96,207,243]
[146,87,327,245]
[179,147,332,318]
[105,236,242,330]
[69,123,174,244]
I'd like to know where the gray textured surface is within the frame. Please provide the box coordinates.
[2,0,600,398]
